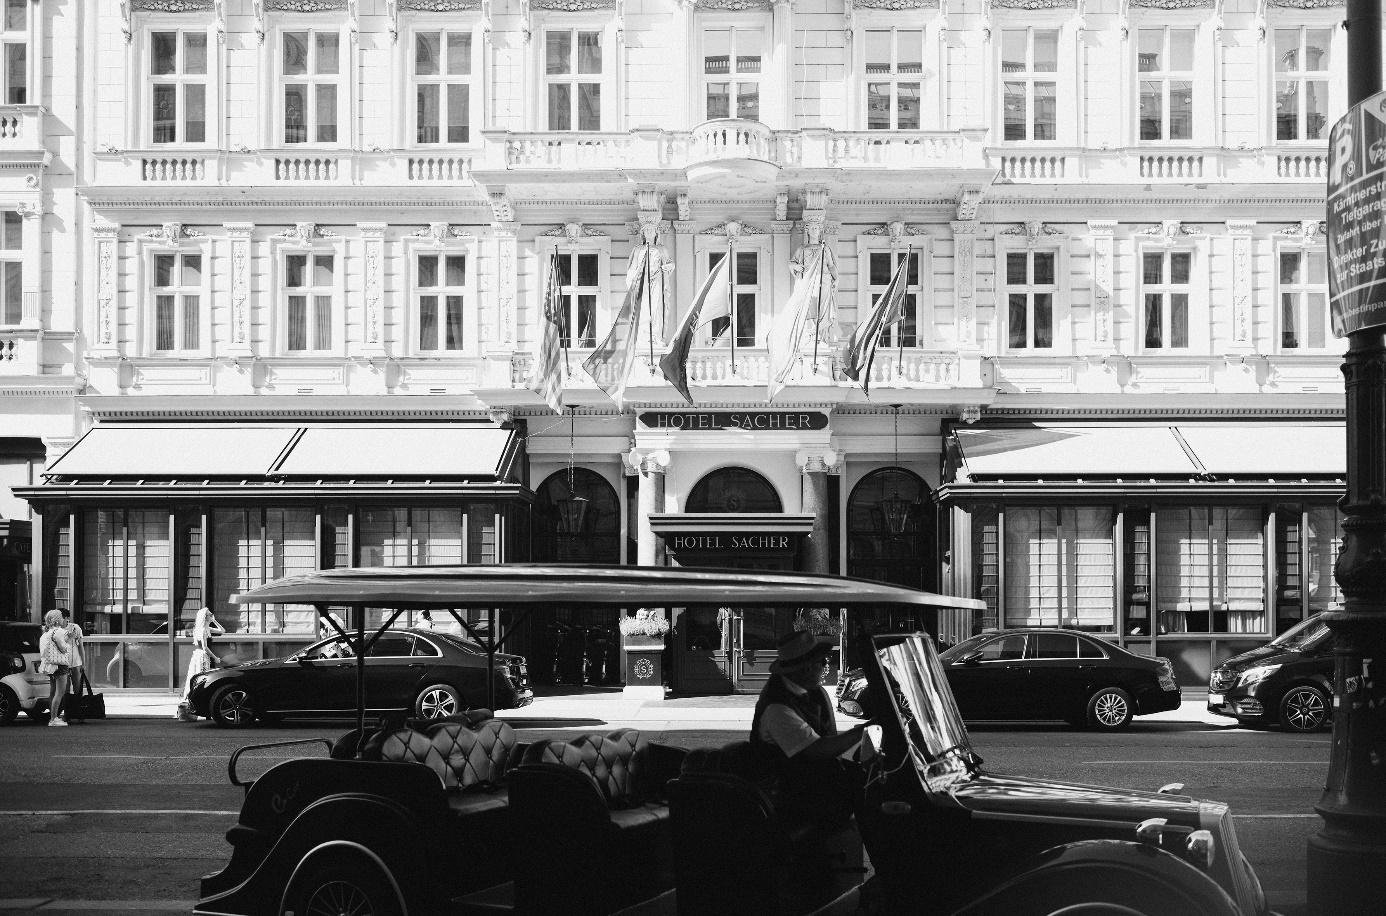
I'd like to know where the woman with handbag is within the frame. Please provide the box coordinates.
[60,609,86,724]
[38,610,71,727]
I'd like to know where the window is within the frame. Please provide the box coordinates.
[1001,28,1057,141]
[0,211,20,326]
[151,31,207,144]
[865,29,922,130]
[1275,28,1331,142]
[1279,249,1328,350]
[152,252,202,353]
[978,634,1026,661]
[1,0,25,105]
[416,253,466,352]
[1142,250,1191,349]
[211,508,317,634]
[414,30,472,144]
[556,251,600,347]
[282,30,340,144]
[284,252,334,352]
[359,508,464,566]
[1003,507,1116,630]
[1030,632,1077,658]
[704,27,762,121]
[1006,250,1056,349]
[1276,504,1343,632]
[1138,28,1194,141]
[1156,506,1266,634]
[707,250,758,347]
[546,29,601,131]
[866,250,920,348]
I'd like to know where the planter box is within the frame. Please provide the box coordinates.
[623,643,665,700]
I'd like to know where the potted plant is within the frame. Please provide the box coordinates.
[620,610,668,698]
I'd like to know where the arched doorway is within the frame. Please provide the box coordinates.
[686,467,783,513]
[845,467,936,665]
[530,468,622,685]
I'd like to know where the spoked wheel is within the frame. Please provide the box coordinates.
[414,683,462,720]
[283,854,403,916]
[1086,687,1133,731]
[1046,906,1147,916]
[210,684,256,728]
[1280,685,1330,733]
[303,878,379,916]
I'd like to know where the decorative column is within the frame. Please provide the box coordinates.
[1088,220,1116,351]
[18,203,39,329]
[797,448,839,574]
[90,224,120,357]
[1226,220,1255,351]
[358,222,388,355]
[488,190,517,352]
[951,220,979,349]
[225,223,254,355]
[673,212,696,321]
[626,447,670,566]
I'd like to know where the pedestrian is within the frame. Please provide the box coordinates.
[193,607,224,656]
[59,609,85,724]
[420,610,436,630]
[319,611,345,639]
[38,610,71,727]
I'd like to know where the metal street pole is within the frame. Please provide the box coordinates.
[1308,1,1386,911]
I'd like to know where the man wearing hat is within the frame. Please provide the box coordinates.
[750,629,865,766]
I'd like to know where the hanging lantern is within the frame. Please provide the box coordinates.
[556,492,589,534]
[879,490,913,536]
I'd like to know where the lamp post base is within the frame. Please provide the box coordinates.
[1307,829,1386,915]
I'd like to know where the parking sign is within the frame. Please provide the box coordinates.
[1328,89,1386,337]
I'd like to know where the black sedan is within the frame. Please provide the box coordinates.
[188,628,532,728]
[1208,613,1334,732]
[838,628,1181,730]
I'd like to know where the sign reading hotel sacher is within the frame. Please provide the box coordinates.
[669,534,795,551]
[1328,89,1386,336]
[639,411,828,431]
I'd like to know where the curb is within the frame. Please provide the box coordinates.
[0,901,192,912]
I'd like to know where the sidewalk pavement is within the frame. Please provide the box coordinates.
[102,688,1233,730]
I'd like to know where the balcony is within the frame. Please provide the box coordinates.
[0,329,40,376]
[0,106,46,160]
[91,149,479,190]
[987,145,1333,185]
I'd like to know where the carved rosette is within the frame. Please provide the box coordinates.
[952,221,978,349]
[1088,221,1116,348]
[93,226,120,349]
[226,223,254,350]
[361,224,386,348]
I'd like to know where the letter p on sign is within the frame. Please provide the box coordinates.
[1334,118,1355,190]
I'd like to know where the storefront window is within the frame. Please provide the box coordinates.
[535,468,621,562]
[359,507,464,566]
[211,508,316,634]
[1124,509,1153,635]
[686,467,781,513]
[1306,506,1343,616]
[847,468,931,590]
[1002,507,1115,631]
[971,506,999,631]
[82,509,170,635]
[1156,506,1267,634]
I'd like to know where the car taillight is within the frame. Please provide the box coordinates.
[0,651,24,675]
[1155,657,1178,690]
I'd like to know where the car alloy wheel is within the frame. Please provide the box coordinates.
[1281,685,1329,733]
[0,684,17,725]
[212,685,255,728]
[1086,687,1133,730]
[415,684,461,719]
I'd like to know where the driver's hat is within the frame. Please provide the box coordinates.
[769,629,834,674]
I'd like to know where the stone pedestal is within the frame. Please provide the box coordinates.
[623,638,666,700]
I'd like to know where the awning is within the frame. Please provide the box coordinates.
[42,423,520,481]
[953,423,1345,480]
[648,512,816,535]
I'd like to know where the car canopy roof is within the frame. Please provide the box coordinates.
[231,564,983,611]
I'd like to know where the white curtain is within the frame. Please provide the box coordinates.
[1157,507,1266,633]
[1004,507,1116,629]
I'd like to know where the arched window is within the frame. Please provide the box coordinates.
[847,467,932,590]
[535,468,621,563]
[687,467,782,513]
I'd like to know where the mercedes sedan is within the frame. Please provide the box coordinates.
[187,628,532,727]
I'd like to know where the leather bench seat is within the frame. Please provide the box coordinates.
[607,802,668,832]
[447,790,509,818]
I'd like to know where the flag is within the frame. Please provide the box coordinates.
[583,247,650,410]
[526,249,565,414]
[839,249,909,397]
[768,243,838,402]
[659,254,730,405]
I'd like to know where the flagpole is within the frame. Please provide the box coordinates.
[728,238,737,376]
[897,246,912,376]
[555,249,571,377]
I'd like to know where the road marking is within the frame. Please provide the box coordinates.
[0,809,237,816]
[55,754,305,760]
[1233,814,1320,819]
[1081,760,1324,765]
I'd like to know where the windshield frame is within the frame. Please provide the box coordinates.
[1268,614,1329,651]
[865,633,976,793]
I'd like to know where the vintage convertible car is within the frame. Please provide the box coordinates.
[193,565,1274,916]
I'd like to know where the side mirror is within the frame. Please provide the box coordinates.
[956,651,983,665]
[296,655,314,665]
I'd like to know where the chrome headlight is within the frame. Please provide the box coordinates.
[1238,664,1280,688]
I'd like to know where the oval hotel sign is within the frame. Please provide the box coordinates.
[639,411,828,431]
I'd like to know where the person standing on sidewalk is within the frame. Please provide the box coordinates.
[38,610,71,727]
[60,609,85,724]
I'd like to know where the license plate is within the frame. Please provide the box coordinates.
[1208,693,1224,705]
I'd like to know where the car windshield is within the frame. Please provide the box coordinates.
[938,633,991,662]
[1268,615,1329,650]
[873,634,975,789]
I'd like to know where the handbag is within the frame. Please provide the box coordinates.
[66,672,106,720]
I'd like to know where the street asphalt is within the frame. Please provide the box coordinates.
[0,688,1323,916]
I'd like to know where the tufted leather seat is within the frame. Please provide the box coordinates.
[508,729,685,916]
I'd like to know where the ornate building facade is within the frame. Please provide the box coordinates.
[0,0,1353,692]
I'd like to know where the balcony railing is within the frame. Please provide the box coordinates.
[0,106,45,155]
[988,145,1333,184]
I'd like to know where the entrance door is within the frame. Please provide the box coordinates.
[676,555,793,694]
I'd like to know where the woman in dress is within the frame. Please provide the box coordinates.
[38,610,71,727]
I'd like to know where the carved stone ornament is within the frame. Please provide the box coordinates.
[1001,220,1062,246]
[264,0,348,10]
[775,190,789,222]
[1139,220,1199,243]
[1129,0,1212,7]
[489,191,514,224]
[863,221,928,243]
[991,0,1072,7]
[956,188,985,222]
[702,221,765,238]
[13,202,40,220]
[695,0,773,10]
[541,223,608,243]
[531,0,616,8]
[851,0,938,8]
[677,191,691,222]
[411,223,469,243]
[1267,0,1341,6]
[398,0,481,8]
[130,0,216,10]
[140,222,204,242]
[275,222,335,244]
[1280,220,1328,238]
